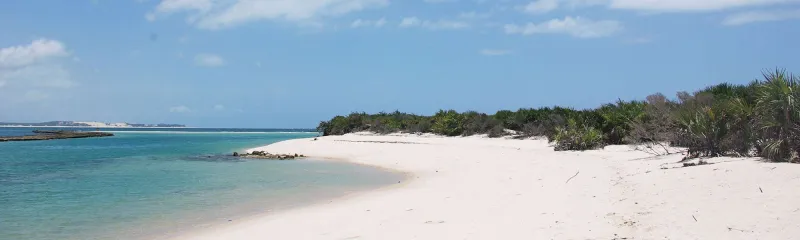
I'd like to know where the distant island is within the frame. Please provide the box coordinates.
[0,121,185,128]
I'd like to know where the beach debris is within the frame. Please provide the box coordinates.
[234,151,306,160]
[727,226,753,232]
[565,171,580,184]
[692,215,698,222]
[682,159,710,167]
[759,186,763,193]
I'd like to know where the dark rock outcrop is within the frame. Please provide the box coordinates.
[0,130,114,142]
[235,150,306,160]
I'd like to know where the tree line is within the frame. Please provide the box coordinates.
[316,69,800,163]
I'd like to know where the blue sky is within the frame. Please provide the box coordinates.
[0,0,798,128]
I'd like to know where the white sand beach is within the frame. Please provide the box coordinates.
[173,134,800,240]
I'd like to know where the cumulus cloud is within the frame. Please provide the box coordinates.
[609,0,795,12]
[0,39,68,68]
[351,18,387,28]
[0,39,74,95]
[480,49,512,56]
[194,53,225,67]
[723,9,800,25]
[148,0,389,29]
[504,16,622,38]
[169,105,192,113]
[515,0,796,12]
[399,17,469,30]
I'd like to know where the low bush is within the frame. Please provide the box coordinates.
[552,119,605,151]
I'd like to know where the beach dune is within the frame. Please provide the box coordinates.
[174,134,800,240]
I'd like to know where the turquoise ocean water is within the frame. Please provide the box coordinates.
[0,128,402,240]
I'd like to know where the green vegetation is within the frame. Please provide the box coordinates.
[317,69,800,163]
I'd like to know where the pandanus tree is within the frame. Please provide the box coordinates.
[754,69,800,162]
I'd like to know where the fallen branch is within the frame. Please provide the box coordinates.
[727,227,753,232]
[565,171,580,184]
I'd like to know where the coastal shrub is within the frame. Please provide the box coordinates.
[494,110,519,130]
[431,110,466,136]
[754,69,800,162]
[408,118,433,133]
[626,93,679,155]
[596,100,646,144]
[540,113,568,140]
[552,119,605,151]
[462,111,500,136]
[521,122,541,137]
[487,124,506,138]
[670,90,754,158]
[315,68,800,163]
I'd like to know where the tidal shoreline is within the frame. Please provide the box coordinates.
[172,133,800,240]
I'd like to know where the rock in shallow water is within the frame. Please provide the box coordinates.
[233,151,305,160]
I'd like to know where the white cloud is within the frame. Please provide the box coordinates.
[169,105,192,113]
[504,16,622,38]
[609,0,795,12]
[723,9,800,25]
[0,39,68,68]
[522,0,797,12]
[522,0,559,14]
[351,18,387,28]
[399,17,469,30]
[0,39,73,92]
[194,53,225,67]
[480,49,512,56]
[424,0,458,3]
[149,0,389,29]
[213,104,225,110]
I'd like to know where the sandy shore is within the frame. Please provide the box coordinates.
[173,134,800,240]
